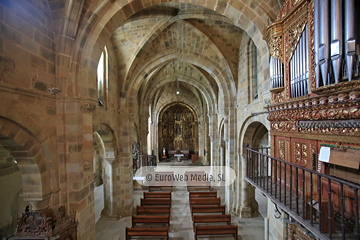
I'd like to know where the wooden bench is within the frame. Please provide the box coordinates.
[185,171,212,191]
[192,214,231,229]
[132,215,170,227]
[194,225,238,239]
[149,186,173,192]
[190,197,221,206]
[148,172,174,191]
[140,198,171,206]
[126,227,169,239]
[191,205,226,215]
[188,186,212,191]
[189,191,217,198]
[137,206,171,215]
[144,192,171,199]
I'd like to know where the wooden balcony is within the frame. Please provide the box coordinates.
[245,148,360,240]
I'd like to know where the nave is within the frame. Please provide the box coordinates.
[95,185,266,239]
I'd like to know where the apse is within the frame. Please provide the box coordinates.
[158,103,198,157]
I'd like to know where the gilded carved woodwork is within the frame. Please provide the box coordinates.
[159,104,198,151]
[267,90,360,135]
[264,0,310,102]
[294,142,307,167]
[277,0,304,21]
[15,206,78,239]
[278,140,285,160]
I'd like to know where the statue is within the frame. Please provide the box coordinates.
[161,147,167,159]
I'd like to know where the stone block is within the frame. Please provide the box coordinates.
[4,71,30,88]
[4,10,34,39]
[34,30,52,50]
[30,53,47,71]
[0,21,22,45]
[46,106,56,115]
[3,40,29,64]
[15,61,37,77]
[39,45,55,62]
[47,62,55,74]
[0,55,15,71]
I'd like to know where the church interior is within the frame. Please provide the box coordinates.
[0,0,359,239]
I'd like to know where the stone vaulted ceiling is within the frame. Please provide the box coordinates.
[110,2,249,114]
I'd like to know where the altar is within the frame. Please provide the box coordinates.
[174,153,184,162]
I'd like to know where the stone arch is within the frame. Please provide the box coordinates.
[242,121,269,155]
[237,119,269,217]
[93,123,118,219]
[0,117,53,210]
[142,70,217,114]
[93,132,105,187]
[128,50,235,106]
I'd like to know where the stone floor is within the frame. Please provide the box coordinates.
[95,158,266,240]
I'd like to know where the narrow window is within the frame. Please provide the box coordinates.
[97,46,108,107]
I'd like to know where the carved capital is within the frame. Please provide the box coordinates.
[80,103,96,113]
[105,157,116,165]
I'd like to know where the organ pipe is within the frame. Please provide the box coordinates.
[344,0,355,81]
[330,0,343,84]
[314,0,321,87]
[318,0,330,86]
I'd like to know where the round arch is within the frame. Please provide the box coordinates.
[0,117,54,210]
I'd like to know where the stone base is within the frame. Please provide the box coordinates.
[240,202,259,218]
[101,209,120,220]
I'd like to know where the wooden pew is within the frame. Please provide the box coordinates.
[140,198,171,206]
[137,206,171,215]
[144,192,171,199]
[189,191,217,199]
[149,186,173,192]
[191,205,226,215]
[126,227,169,239]
[132,215,170,227]
[185,171,212,191]
[190,197,221,206]
[148,172,174,192]
[194,225,238,239]
[192,214,231,229]
[187,186,212,191]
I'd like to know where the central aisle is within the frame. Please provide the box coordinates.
[169,186,194,239]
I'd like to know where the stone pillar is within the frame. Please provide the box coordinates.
[239,155,258,217]
[207,113,218,166]
[62,100,97,240]
[225,108,237,213]
[101,157,119,219]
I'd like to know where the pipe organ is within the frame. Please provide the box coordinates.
[315,0,359,87]
[290,24,309,98]
[264,0,359,103]
[264,1,360,238]
[270,56,284,89]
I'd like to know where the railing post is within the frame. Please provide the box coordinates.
[318,175,323,233]
[284,162,287,206]
[290,165,293,210]
[279,161,282,202]
[296,168,299,215]
[302,169,306,219]
[310,173,313,226]
[327,178,333,239]
[354,188,359,240]
[340,183,345,240]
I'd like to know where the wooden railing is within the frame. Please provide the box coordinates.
[246,148,360,240]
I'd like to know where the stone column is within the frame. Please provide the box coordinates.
[207,113,218,166]
[101,156,119,219]
[239,154,258,217]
